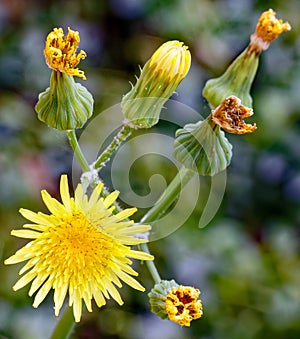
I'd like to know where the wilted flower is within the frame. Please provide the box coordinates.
[148,280,203,327]
[44,27,87,79]
[166,285,203,327]
[122,40,191,128]
[249,8,291,53]
[202,9,291,109]
[211,95,257,134]
[35,27,93,130]
[5,175,153,322]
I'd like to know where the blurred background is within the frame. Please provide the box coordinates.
[1,0,300,338]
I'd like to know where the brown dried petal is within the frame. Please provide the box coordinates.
[211,96,257,134]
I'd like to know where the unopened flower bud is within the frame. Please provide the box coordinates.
[122,41,191,128]
[148,280,203,327]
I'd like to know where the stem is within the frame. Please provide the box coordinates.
[66,130,90,172]
[140,167,194,223]
[140,243,161,284]
[93,124,133,170]
[50,307,75,339]
[138,167,194,284]
[66,129,112,198]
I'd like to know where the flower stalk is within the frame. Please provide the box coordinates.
[93,124,134,170]
[50,307,75,339]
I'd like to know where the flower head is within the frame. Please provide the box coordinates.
[166,285,203,327]
[5,175,153,322]
[212,96,257,134]
[249,9,291,53]
[121,40,191,128]
[148,280,203,327]
[44,27,87,79]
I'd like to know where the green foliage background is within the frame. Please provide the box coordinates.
[0,0,299,338]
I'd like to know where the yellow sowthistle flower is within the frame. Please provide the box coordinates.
[121,40,191,128]
[5,175,153,322]
[44,27,87,79]
[166,285,203,327]
[249,8,291,53]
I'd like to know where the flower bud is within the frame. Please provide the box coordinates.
[121,40,191,128]
[202,9,291,109]
[148,280,203,327]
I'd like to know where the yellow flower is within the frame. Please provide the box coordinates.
[121,40,191,128]
[5,175,153,322]
[44,27,87,79]
[166,285,203,327]
[211,95,257,134]
[249,9,291,53]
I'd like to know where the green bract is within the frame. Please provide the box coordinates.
[148,279,179,320]
[174,117,232,176]
[35,71,93,130]
[202,48,258,109]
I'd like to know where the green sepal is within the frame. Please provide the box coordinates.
[148,280,179,320]
[202,48,259,109]
[35,71,93,130]
[174,117,232,176]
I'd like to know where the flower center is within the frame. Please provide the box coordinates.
[40,211,117,277]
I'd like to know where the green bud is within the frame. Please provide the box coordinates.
[35,71,93,130]
[121,40,191,129]
[202,48,258,109]
[174,116,232,176]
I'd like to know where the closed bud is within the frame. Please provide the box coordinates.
[122,41,191,128]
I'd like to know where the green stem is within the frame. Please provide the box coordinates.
[50,307,75,339]
[93,124,133,170]
[140,243,161,284]
[67,129,113,198]
[66,130,90,172]
[138,167,194,284]
[140,167,194,223]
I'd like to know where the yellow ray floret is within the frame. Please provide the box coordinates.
[44,27,87,79]
[5,175,153,322]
